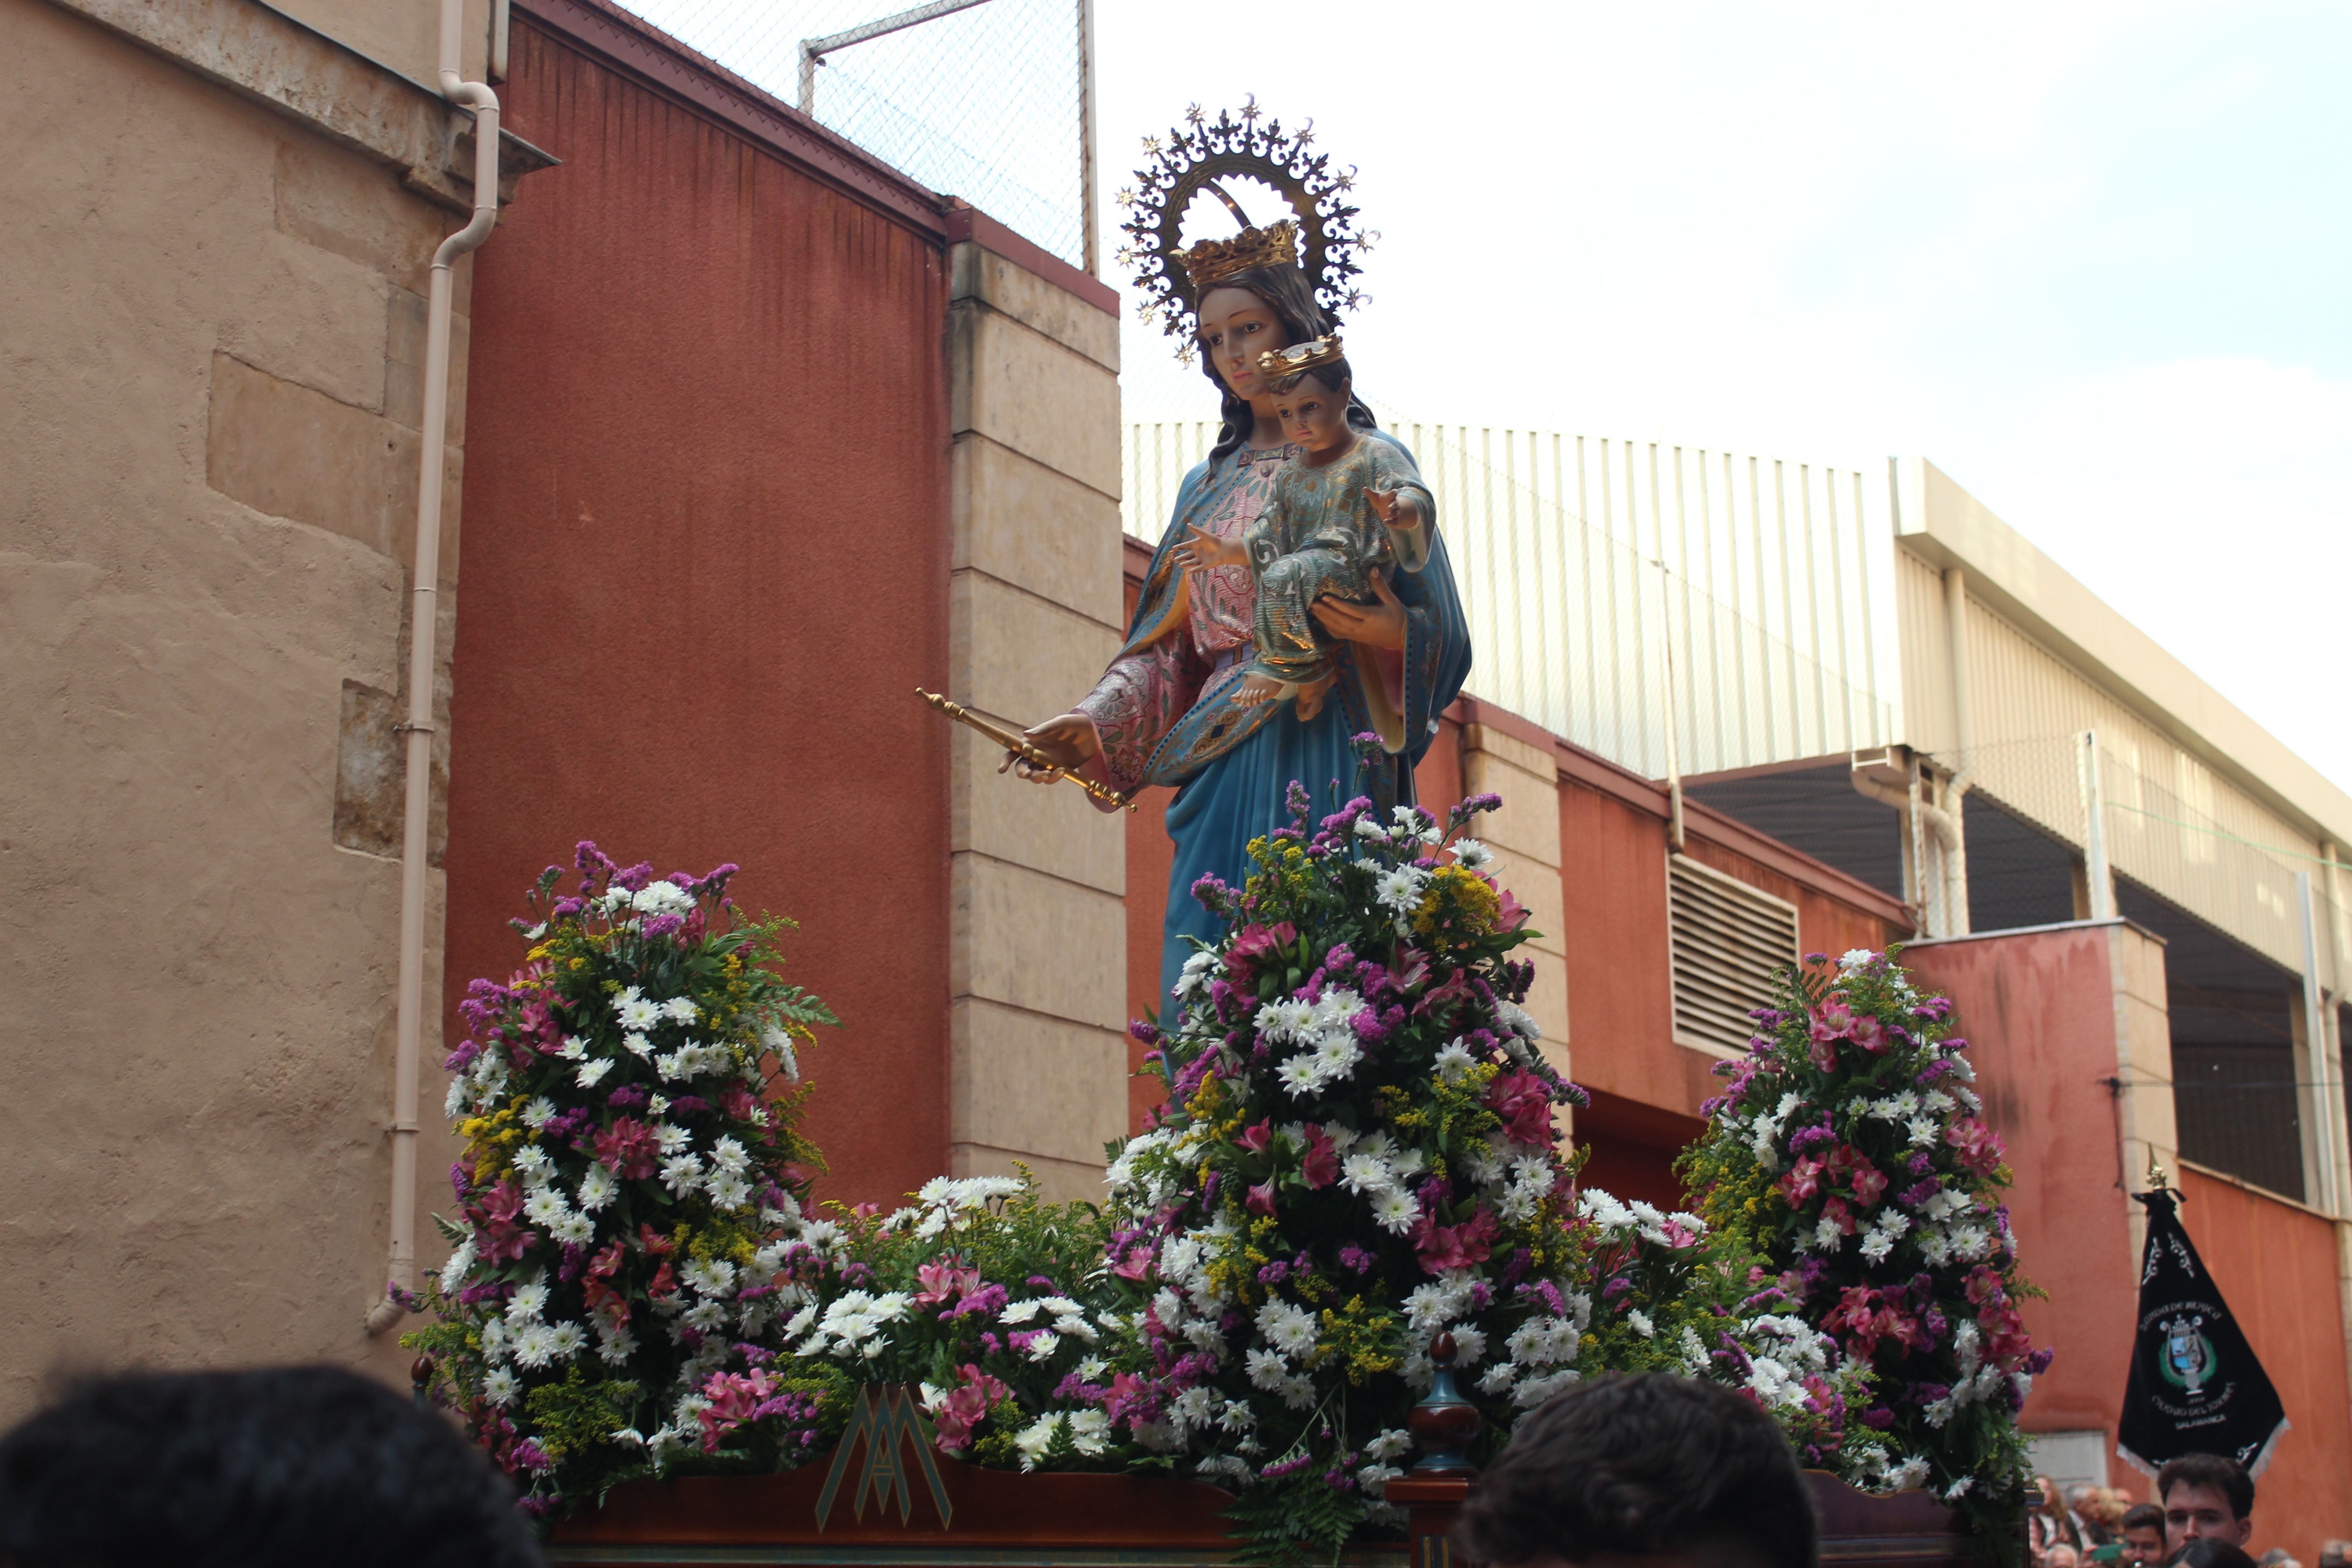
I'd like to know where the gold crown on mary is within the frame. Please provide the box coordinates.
[1116,98,1373,361]
[1256,334,1345,387]
[1177,219,1299,293]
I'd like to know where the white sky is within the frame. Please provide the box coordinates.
[1096,1,2352,791]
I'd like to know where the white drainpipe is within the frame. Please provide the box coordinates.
[366,0,501,1338]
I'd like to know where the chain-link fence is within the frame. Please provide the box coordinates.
[619,0,1091,267]
[1121,415,1895,784]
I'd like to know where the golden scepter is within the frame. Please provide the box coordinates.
[916,689,1134,812]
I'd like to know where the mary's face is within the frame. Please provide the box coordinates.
[1197,286,1289,401]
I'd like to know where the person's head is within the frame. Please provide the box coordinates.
[1455,1373,1817,1568]
[2037,1476,2068,1515]
[2318,1542,2351,1568]
[0,1365,543,1568]
[2167,1540,2260,1568]
[2123,1502,2169,1565]
[1192,261,1374,457]
[2048,1544,2082,1568]
[2158,1454,2255,1551]
[1269,359,1355,456]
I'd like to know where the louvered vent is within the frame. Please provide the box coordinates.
[1668,852,1800,1055]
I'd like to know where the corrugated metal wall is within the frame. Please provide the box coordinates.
[1123,416,1895,781]
[1901,552,2321,976]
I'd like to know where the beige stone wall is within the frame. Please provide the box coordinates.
[945,244,1128,1201]
[1461,725,1571,1075]
[0,0,481,1414]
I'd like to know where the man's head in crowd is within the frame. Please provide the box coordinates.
[1455,1373,1817,1568]
[0,1365,543,1568]
[2122,1503,2170,1566]
[2157,1453,2255,1552]
[2048,1544,2082,1568]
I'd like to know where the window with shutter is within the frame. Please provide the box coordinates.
[1667,852,1800,1057]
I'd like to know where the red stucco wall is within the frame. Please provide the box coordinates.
[1901,927,2141,1454]
[2177,1166,2352,1561]
[443,20,953,1205]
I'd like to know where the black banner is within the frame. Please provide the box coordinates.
[2117,1188,2289,1476]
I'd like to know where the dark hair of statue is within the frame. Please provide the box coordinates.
[1199,264,1376,460]
[1271,357,1352,400]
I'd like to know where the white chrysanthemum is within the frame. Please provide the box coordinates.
[658,995,699,1024]
[443,1079,468,1118]
[1432,1044,1481,1087]
[1256,1299,1318,1358]
[550,1211,594,1245]
[1364,1428,1412,1463]
[1513,1368,1580,1407]
[510,1145,553,1185]
[1274,1054,1322,1097]
[654,1123,692,1154]
[439,1237,476,1292]
[1255,997,1315,1044]
[506,1280,549,1323]
[508,1322,560,1369]
[482,1368,520,1406]
[1578,1189,1634,1232]
[659,1153,704,1196]
[681,1259,737,1298]
[706,1172,752,1210]
[1450,838,1494,870]
[1627,1309,1655,1338]
[574,1163,617,1212]
[1354,816,1391,842]
[1340,1152,1397,1196]
[1245,1347,1293,1389]
[622,1031,654,1058]
[1506,1316,1579,1367]
[1024,1330,1062,1362]
[1494,999,1541,1040]
[1173,950,1220,1002]
[520,1096,558,1130]
[1373,866,1426,914]
[613,995,662,1030]
[1312,1033,1364,1083]
[1477,1362,1516,1395]
[522,1187,571,1227]
[632,881,695,917]
[570,1057,612,1089]
[1839,948,1878,970]
[1370,1188,1421,1234]
[597,1324,638,1364]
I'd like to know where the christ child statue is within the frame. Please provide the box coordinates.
[1232,338,1434,720]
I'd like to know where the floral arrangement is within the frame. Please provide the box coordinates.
[402,843,841,1514]
[1679,948,2051,1558]
[750,1173,1123,1470]
[1045,784,1567,1563]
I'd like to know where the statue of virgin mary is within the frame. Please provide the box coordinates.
[1006,106,1472,1018]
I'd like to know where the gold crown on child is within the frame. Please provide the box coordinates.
[1256,334,1346,385]
[1176,219,1299,292]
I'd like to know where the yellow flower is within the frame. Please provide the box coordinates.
[1411,865,1502,948]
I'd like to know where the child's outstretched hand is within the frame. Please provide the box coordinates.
[1171,524,1248,573]
[1366,487,1421,527]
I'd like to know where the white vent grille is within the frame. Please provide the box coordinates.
[1668,853,1800,1056]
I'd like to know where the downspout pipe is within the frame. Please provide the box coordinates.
[366,0,500,1338]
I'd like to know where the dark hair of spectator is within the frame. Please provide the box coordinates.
[2123,1503,2168,1533]
[1453,1373,1818,1568]
[0,1365,544,1568]
[2167,1541,2260,1568]
[2157,1452,2255,1521]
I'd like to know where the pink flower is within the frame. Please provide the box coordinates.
[932,1365,1009,1451]
[1224,922,1298,983]
[1238,1118,1276,1155]
[469,1180,535,1263]
[915,1261,981,1306]
[1412,1206,1498,1273]
[1945,1117,2005,1176]
[698,1368,777,1450]
[1245,1180,1278,1218]
[1847,1013,1886,1054]
[1496,887,1530,931]
[594,1117,660,1180]
[1777,1156,1825,1205]
[1486,1071,1556,1147]
[1818,1196,1857,1237]
[1300,1124,1340,1189]
[1808,1001,1853,1070]
[1848,1159,1888,1208]
[1110,1245,1153,1280]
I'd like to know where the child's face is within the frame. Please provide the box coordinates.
[1273,377,1353,454]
